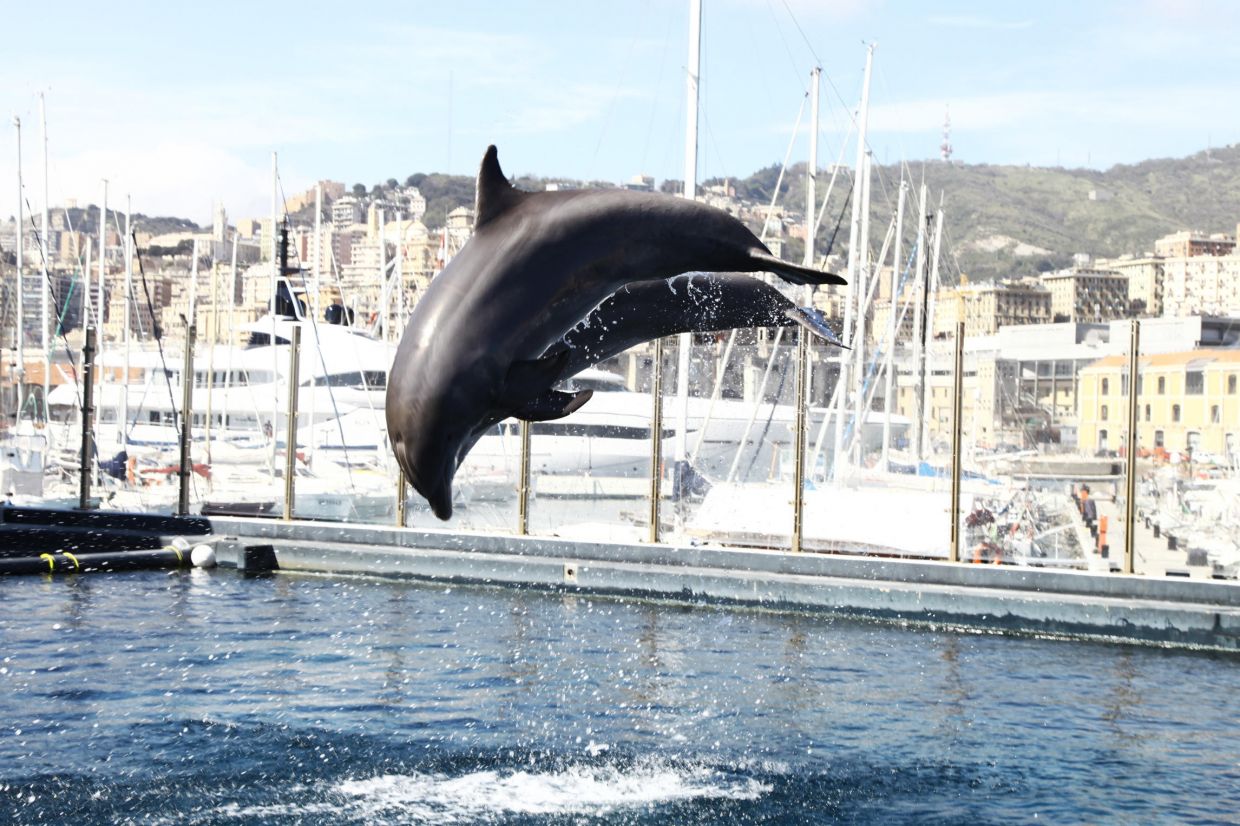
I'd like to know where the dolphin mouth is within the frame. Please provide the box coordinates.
[424,481,454,520]
[406,469,454,521]
[396,438,456,520]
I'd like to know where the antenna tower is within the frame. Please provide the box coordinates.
[940,105,953,163]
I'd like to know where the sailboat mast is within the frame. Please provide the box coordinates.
[270,152,279,473]
[121,196,132,452]
[832,42,874,481]
[804,67,819,270]
[313,183,322,321]
[922,199,945,457]
[97,179,107,330]
[793,66,820,538]
[189,238,199,321]
[13,116,25,395]
[398,210,406,331]
[880,180,907,471]
[379,207,387,344]
[850,148,873,467]
[40,96,50,415]
[910,182,928,462]
[94,179,107,439]
[83,241,92,340]
[674,0,702,487]
[205,232,219,463]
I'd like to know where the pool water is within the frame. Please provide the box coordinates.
[1,569,1237,824]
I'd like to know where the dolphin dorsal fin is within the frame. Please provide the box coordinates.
[474,145,523,230]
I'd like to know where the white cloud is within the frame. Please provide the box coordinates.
[926,14,1033,30]
[43,141,272,225]
[862,86,1240,136]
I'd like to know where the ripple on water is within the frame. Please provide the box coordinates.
[0,570,1237,825]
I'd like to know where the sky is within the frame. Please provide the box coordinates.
[3,0,1239,226]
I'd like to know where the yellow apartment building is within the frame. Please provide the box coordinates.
[1077,350,1240,459]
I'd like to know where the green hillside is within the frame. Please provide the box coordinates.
[287,143,1240,284]
[723,144,1240,282]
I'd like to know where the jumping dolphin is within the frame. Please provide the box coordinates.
[509,272,843,420]
[386,145,845,519]
[458,272,846,465]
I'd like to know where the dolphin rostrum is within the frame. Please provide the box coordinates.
[386,145,845,519]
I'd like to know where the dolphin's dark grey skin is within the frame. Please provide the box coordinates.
[464,272,844,461]
[552,272,843,382]
[386,145,845,519]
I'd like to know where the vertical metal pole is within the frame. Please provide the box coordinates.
[649,338,665,543]
[396,470,407,527]
[283,325,301,521]
[1123,319,1141,575]
[792,332,808,553]
[949,320,965,562]
[177,323,196,515]
[78,327,96,510]
[518,420,532,535]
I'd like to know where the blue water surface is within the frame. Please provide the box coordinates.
[0,568,1237,824]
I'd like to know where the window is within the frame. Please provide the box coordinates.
[1186,370,1204,395]
[1158,376,1166,394]
[1154,430,1165,447]
[1229,375,1237,394]
[1101,405,1109,421]
[1212,405,1221,424]
[1121,374,1130,396]
[1172,404,1181,423]
[1100,378,1110,395]
[1145,404,1151,422]
[1098,429,1109,451]
[1138,375,1144,394]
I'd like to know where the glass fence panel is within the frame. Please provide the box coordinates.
[10,310,1237,584]
[527,343,661,544]
[667,332,802,550]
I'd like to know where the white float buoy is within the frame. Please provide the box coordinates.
[191,544,217,568]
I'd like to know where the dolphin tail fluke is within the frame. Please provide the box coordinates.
[513,389,594,422]
[749,251,846,286]
[785,307,849,349]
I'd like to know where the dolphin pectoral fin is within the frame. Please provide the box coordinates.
[785,307,849,349]
[513,389,594,422]
[501,348,572,407]
[749,251,847,286]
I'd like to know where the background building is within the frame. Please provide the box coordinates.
[1153,230,1235,258]
[1159,254,1240,317]
[1078,350,1240,461]
[1040,268,1130,323]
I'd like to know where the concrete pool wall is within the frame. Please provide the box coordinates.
[205,516,1240,652]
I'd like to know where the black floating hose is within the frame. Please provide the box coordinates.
[0,547,192,576]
